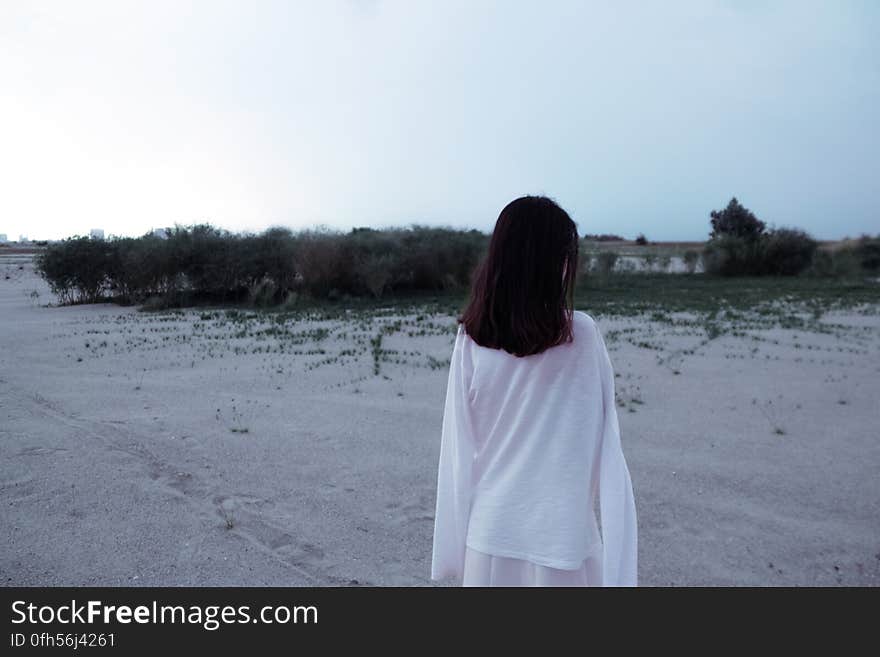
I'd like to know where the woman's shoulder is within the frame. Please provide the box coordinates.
[572,311,606,357]
[573,310,597,331]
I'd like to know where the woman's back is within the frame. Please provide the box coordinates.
[430,311,637,586]
[465,310,604,568]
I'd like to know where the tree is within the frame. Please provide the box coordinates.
[709,197,766,241]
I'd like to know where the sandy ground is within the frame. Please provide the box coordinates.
[1,258,878,586]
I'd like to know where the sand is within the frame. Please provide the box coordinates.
[1,257,878,586]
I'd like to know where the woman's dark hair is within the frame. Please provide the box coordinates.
[458,195,580,357]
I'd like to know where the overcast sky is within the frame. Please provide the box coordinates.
[1,0,877,241]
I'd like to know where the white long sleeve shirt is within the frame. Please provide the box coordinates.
[430,310,638,586]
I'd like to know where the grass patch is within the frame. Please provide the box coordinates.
[573,273,879,317]
[198,274,877,320]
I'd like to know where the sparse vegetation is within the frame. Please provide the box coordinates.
[574,273,878,317]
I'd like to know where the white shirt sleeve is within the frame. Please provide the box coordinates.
[594,321,639,586]
[430,323,476,582]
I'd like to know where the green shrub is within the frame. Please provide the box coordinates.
[249,228,299,302]
[702,235,762,276]
[118,234,182,301]
[292,228,348,299]
[354,252,395,298]
[390,225,481,292]
[703,228,817,277]
[167,224,212,291]
[756,228,817,276]
[347,227,399,298]
[34,236,112,304]
[34,243,76,304]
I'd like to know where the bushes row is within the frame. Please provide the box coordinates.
[35,224,489,307]
[35,220,879,308]
[702,229,817,276]
[703,230,880,277]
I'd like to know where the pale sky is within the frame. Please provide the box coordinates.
[1,1,877,242]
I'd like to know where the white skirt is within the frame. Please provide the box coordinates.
[462,546,602,587]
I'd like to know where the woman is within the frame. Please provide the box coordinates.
[430,195,638,587]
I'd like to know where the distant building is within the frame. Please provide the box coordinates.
[0,234,7,243]
[90,228,105,240]
[18,235,28,244]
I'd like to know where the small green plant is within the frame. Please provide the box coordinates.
[755,398,786,436]
[370,332,383,375]
[703,320,724,341]
[219,506,235,530]
[230,402,250,433]
[216,398,253,434]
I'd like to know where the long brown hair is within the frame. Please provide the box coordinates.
[458,195,579,357]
